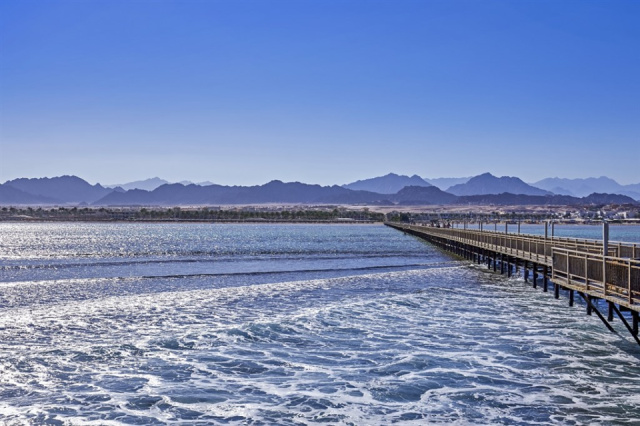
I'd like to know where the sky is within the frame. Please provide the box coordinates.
[1,0,639,187]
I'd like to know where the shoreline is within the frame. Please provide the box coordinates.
[2,206,638,225]
[0,218,382,224]
[1,218,639,226]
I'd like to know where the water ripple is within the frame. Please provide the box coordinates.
[1,224,640,424]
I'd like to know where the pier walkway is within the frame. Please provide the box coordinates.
[386,222,640,343]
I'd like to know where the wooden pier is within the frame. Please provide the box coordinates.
[386,222,640,344]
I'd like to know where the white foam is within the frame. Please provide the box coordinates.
[3,234,640,423]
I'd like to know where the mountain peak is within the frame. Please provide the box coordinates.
[532,176,640,199]
[343,173,431,194]
[107,177,169,191]
[447,173,550,196]
[4,175,112,204]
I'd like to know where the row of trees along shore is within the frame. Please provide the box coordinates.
[2,207,636,224]
[0,207,385,222]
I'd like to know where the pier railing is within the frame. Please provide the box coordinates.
[552,248,640,307]
[386,222,640,335]
[396,224,639,260]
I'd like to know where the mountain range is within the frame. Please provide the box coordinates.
[532,177,640,200]
[99,174,640,199]
[4,176,113,204]
[343,173,432,194]
[105,177,217,191]
[106,177,170,191]
[446,173,551,196]
[1,173,638,206]
[342,173,473,192]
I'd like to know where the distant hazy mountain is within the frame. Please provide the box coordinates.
[533,177,640,200]
[0,184,60,205]
[94,181,392,205]
[343,173,431,194]
[447,173,551,196]
[107,177,169,191]
[4,176,113,204]
[107,178,217,191]
[545,186,576,196]
[393,186,458,205]
[533,176,620,196]
[627,183,640,193]
[425,177,471,190]
[177,180,216,186]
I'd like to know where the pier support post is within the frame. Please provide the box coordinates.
[634,312,639,336]
[524,261,529,282]
[578,292,617,333]
[554,283,560,299]
[533,263,538,289]
[608,301,614,322]
[543,266,548,292]
[612,305,640,346]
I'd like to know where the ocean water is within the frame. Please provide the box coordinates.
[2,223,640,425]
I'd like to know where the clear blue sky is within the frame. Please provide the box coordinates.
[1,0,638,186]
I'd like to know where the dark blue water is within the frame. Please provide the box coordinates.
[1,223,640,424]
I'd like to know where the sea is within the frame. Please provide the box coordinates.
[1,222,640,425]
